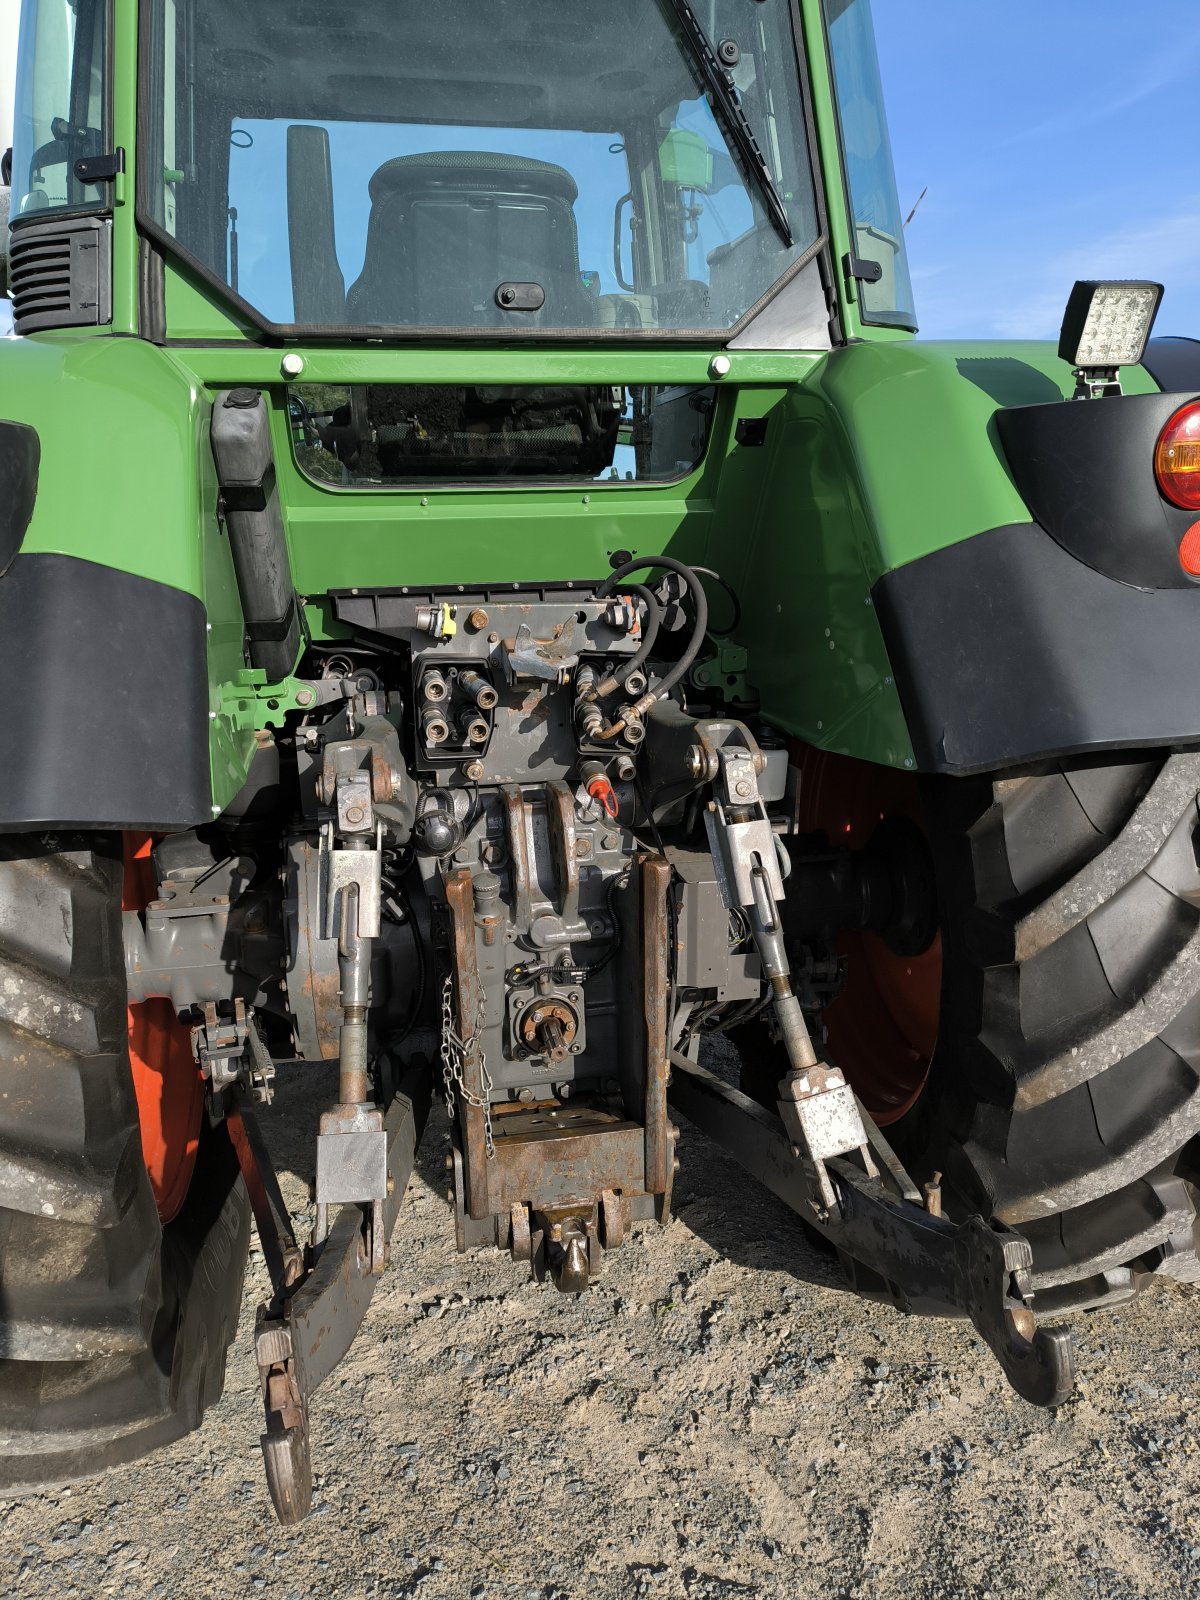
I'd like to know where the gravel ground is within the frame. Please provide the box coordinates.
[4,1049,1200,1600]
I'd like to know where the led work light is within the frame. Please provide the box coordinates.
[1058,280,1163,397]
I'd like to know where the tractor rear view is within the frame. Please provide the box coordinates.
[3,0,1200,1524]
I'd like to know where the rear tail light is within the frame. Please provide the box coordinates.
[1155,402,1200,510]
[1177,522,1200,576]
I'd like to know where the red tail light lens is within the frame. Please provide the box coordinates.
[1156,402,1200,510]
[1178,522,1200,576]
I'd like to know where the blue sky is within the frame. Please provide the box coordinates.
[873,0,1199,341]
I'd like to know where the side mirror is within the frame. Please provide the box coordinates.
[0,187,9,302]
[0,149,11,302]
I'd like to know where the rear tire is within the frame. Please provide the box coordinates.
[0,833,250,1490]
[905,750,1200,1314]
[741,748,1200,1316]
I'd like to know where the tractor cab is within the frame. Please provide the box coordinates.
[6,0,916,342]
[5,0,917,484]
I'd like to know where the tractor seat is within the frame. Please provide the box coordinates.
[346,150,597,328]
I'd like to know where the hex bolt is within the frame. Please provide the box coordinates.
[295,687,314,707]
[468,608,490,631]
[280,352,305,378]
[735,779,752,798]
[709,354,731,379]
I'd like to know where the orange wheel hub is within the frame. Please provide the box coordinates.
[794,747,941,1126]
[123,836,205,1222]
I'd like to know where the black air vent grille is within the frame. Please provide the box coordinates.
[10,215,112,335]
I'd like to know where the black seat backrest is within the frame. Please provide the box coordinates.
[346,150,596,328]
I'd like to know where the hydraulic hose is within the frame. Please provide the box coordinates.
[594,556,709,727]
[590,581,663,701]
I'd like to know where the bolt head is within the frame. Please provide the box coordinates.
[709,354,732,379]
[734,779,752,798]
[280,352,305,379]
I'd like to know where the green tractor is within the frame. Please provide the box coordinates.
[2,0,1200,1524]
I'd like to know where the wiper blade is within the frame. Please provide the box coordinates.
[662,0,793,249]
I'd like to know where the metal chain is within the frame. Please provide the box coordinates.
[439,972,495,1159]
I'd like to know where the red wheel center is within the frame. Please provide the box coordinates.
[793,747,942,1126]
[123,836,205,1221]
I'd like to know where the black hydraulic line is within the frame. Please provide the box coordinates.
[596,554,709,712]
[691,564,742,636]
[610,581,663,693]
[380,863,428,1055]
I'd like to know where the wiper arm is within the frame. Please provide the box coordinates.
[662,0,793,249]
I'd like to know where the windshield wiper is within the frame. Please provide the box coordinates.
[662,0,793,249]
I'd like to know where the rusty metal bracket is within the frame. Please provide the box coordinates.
[641,854,674,1214]
[444,869,492,1219]
[667,1055,1075,1410]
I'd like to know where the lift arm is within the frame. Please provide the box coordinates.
[668,1054,1075,1409]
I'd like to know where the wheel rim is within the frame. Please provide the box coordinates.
[794,746,942,1126]
[122,836,205,1222]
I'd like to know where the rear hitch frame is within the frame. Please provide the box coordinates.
[667,1054,1075,1409]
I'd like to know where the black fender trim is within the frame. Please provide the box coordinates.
[0,422,40,577]
[0,553,213,829]
[1143,336,1200,393]
[873,522,1200,775]
[994,390,1200,590]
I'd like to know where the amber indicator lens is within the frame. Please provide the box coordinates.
[1156,402,1200,512]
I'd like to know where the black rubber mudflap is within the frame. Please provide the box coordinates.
[909,753,1200,1313]
[0,834,250,1490]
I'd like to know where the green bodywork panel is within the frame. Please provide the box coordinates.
[0,328,1164,809]
[0,334,251,804]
